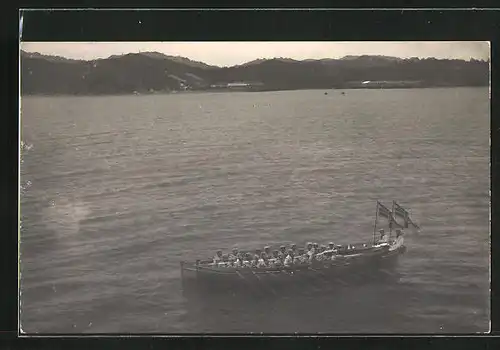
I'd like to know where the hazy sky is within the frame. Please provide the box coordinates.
[21,41,489,67]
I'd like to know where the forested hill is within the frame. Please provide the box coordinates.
[21,51,489,95]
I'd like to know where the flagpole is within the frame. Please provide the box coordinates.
[373,201,379,245]
[390,200,396,240]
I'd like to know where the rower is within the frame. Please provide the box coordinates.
[228,247,239,260]
[307,243,316,260]
[218,254,229,267]
[293,251,302,265]
[242,253,252,268]
[297,249,308,263]
[315,251,325,262]
[272,250,279,259]
[278,245,287,260]
[254,249,262,261]
[290,243,298,255]
[263,246,272,259]
[306,242,313,252]
[268,253,278,268]
[251,255,259,267]
[236,251,244,261]
[272,250,283,267]
[213,250,223,265]
[284,250,293,267]
[257,252,267,268]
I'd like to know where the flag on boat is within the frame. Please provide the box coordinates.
[377,201,393,219]
[377,201,402,227]
[393,201,420,229]
[393,202,408,219]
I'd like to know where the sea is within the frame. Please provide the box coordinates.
[19,87,490,334]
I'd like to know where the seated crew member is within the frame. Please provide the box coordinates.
[268,254,278,268]
[218,255,229,267]
[254,249,262,261]
[257,252,267,268]
[224,254,233,267]
[290,243,298,255]
[307,243,316,260]
[263,246,272,259]
[293,251,302,264]
[378,229,389,244]
[228,247,239,260]
[394,229,404,247]
[325,242,337,254]
[305,242,313,253]
[284,250,293,267]
[233,255,242,268]
[272,250,283,267]
[278,245,287,260]
[213,250,223,265]
[297,249,308,263]
[315,252,324,262]
[251,255,259,267]
[236,251,244,261]
[242,253,252,268]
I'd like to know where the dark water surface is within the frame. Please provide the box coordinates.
[20,88,490,333]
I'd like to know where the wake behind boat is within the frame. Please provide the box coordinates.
[180,201,419,294]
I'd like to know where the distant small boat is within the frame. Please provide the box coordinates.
[324,92,328,95]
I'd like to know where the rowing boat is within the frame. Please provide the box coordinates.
[179,200,417,293]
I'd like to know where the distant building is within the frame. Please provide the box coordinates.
[346,80,424,89]
[209,81,264,91]
[227,82,250,88]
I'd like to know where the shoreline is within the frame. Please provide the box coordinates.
[20,85,488,98]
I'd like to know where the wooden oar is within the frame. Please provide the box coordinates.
[235,270,265,296]
[250,270,278,296]
[304,266,333,287]
[308,266,349,286]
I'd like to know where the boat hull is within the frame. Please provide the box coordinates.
[180,245,406,295]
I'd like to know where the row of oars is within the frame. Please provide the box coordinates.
[232,265,352,297]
